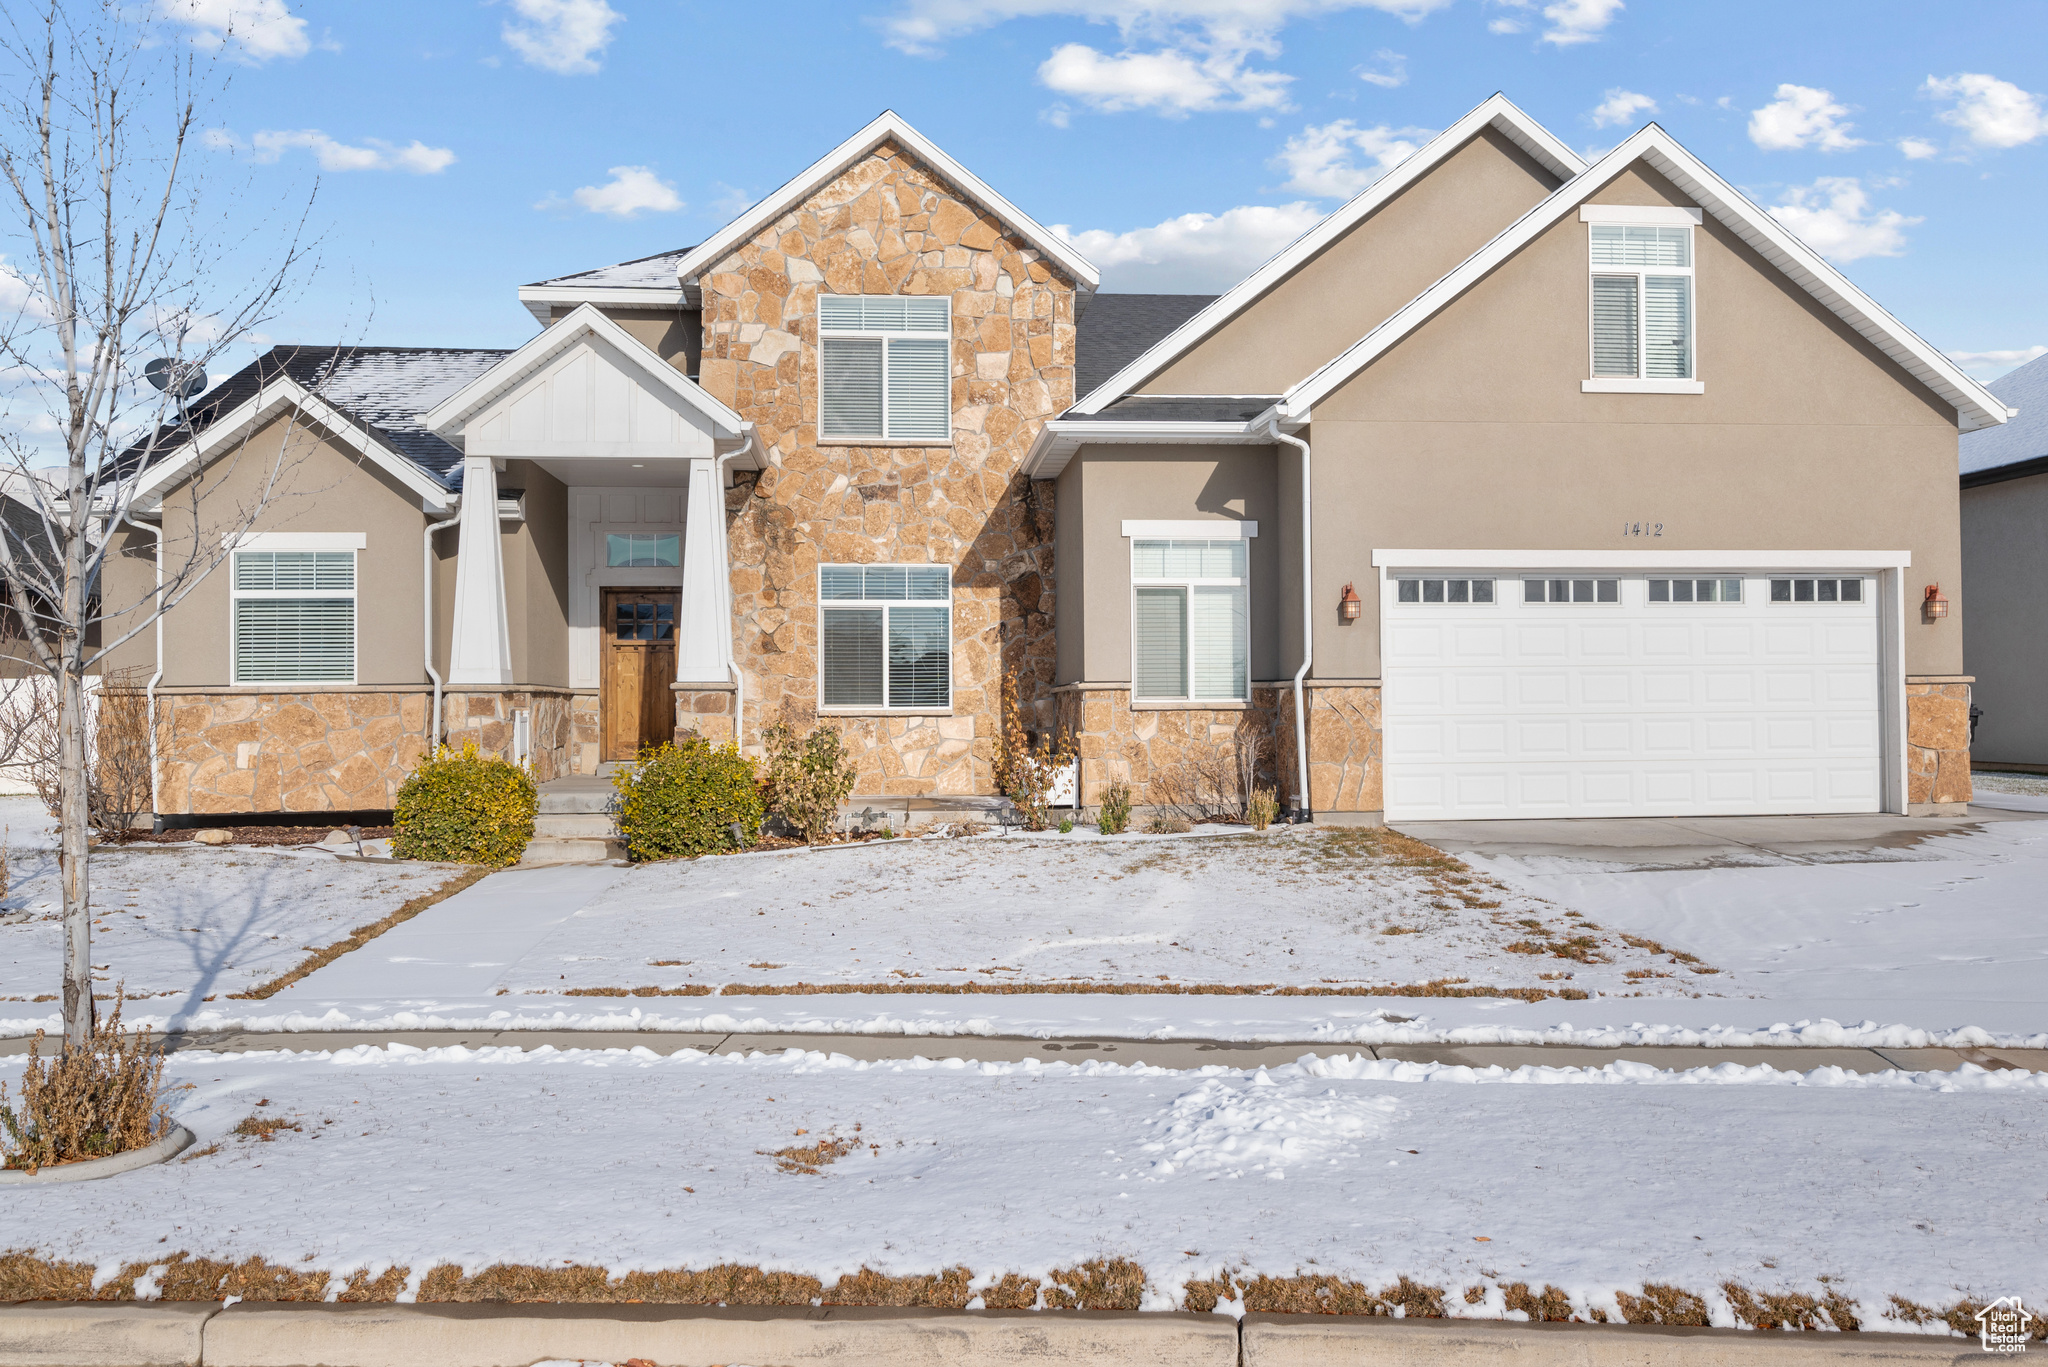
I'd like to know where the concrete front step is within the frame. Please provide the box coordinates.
[518,835,624,866]
[533,812,617,838]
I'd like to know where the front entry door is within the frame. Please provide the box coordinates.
[601,589,678,761]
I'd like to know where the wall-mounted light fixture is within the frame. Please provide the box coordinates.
[1923,583,1949,621]
[1339,583,1362,624]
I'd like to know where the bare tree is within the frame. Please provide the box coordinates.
[0,3,324,1047]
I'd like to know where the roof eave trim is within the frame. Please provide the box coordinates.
[1279,124,2011,434]
[1022,416,1272,479]
[424,302,747,440]
[1069,93,1586,416]
[672,109,1100,294]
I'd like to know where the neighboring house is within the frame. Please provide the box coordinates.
[105,96,2007,824]
[1959,351,2047,770]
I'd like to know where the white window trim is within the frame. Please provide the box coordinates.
[1586,221,1698,391]
[1120,519,1258,539]
[229,543,358,687]
[1130,539,1250,705]
[815,562,954,714]
[816,295,954,446]
[1579,205,1704,226]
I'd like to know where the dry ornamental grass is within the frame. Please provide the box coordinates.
[0,996,169,1173]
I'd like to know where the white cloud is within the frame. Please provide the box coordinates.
[879,1,1454,56]
[220,129,456,174]
[1946,344,2047,379]
[1923,73,2048,149]
[1356,49,1405,88]
[1487,16,1524,33]
[1589,88,1655,129]
[1897,137,1939,160]
[1276,119,1431,198]
[1053,202,1326,291]
[1536,0,1621,45]
[544,166,685,218]
[502,0,623,75]
[1748,83,1865,152]
[1038,41,1291,115]
[1767,178,1920,262]
[0,257,55,323]
[155,0,310,63]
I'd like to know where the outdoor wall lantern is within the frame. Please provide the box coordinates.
[1339,583,1363,623]
[1923,583,1949,621]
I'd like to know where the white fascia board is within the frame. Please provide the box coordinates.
[1122,519,1258,538]
[1022,418,1273,479]
[514,283,688,325]
[1070,94,1585,416]
[673,110,1099,295]
[130,380,455,514]
[423,302,747,441]
[1371,549,1913,570]
[1283,125,2011,434]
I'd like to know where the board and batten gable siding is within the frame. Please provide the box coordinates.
[464,333,720,461]
[1136,126,1564,398]
[1305,159,1964,682]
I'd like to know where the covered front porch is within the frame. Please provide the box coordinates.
[424,304,759,772]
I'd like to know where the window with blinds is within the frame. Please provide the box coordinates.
[818,563,952,710]
[1589,223,1693,380]
[231,549,356,684]
[818,295,952,442]
[1131,539,1248,703]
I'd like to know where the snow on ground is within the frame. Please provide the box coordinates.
[496,828,1709,997]
[0,799,461,1009]
[4,1044,2041,1326]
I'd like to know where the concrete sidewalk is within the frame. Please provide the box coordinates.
[0,1301,1985,1366]
[14,1026,2038,1075]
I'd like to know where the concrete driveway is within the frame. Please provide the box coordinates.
[1394,804,2048,869]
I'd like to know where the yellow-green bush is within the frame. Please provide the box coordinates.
[393,743,538,866]
[612,736,763,862]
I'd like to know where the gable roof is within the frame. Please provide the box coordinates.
[127,346,509,509]
[1070,94,1585,415]
[516,245,696,324]
[1277,123,2014,434]
[1959,351,2044,485]
[670,110,1100,297]
[1076,294,1217,397]
[423,303,753,459]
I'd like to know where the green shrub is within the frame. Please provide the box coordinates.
[612,736,763,862]
[1096,779,1132,836]
[762,709,858,843]
[392,742,538,866]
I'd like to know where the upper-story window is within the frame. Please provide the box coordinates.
[1582,207,1701,392]
[818,295,951,443]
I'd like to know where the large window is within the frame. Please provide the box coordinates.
[231,548,356,684]
[1132,539,1248,703]
[818,295,951,442]
[1589,224,1693,381]
[819,564,952,710]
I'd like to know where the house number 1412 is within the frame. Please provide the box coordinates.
[1622,522,1663,538]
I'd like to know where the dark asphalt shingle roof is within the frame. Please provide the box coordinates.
[132,346,510,489]
[1959,352,2046,485]
[1074,293,1216,401]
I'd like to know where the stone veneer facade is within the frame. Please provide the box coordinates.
[693,138,1074,795]
[154,688,592,815]
[1905,680,1973,808]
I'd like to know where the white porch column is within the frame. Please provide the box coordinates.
[447,454,514,685]
[675,456,729,682]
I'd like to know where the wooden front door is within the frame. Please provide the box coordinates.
[601,589,678,762]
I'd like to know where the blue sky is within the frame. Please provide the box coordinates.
[151,0,2048,380]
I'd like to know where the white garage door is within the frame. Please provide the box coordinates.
[1382,570,1883,820]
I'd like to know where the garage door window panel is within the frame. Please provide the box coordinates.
[1132,539,1247,703]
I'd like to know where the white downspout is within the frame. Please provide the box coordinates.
[1265,417,1313,820]
[714,432,756,747]
[116,514,164,821]
[424,503,460,749]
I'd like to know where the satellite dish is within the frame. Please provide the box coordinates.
[144,357,206,399]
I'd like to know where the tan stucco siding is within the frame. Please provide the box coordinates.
[99,526,159,681]
[1058,446,1282,685]
[553,307,701,376]
[1309,159,1963,680]
[1139,128,1562,397]
[1053,462,1084,684]
[144,415,438,687]
[1962,472,2048,764]
[501,460,571,688]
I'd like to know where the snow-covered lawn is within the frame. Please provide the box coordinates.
[0,799,463,1009]
[497,828,1712,1000]
[3,1043,2040,1329]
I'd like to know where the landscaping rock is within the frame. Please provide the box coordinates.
[192,829,231,846]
